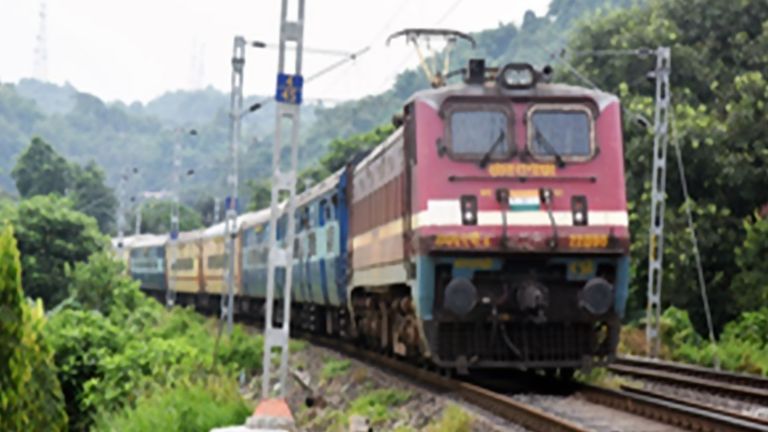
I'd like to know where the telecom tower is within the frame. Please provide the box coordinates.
[33,1,48,81]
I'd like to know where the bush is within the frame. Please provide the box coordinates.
[47,309,124,429]
[0,224,67,431]
[66,251,146,316]
[47,251,263,429]
[93,376,251,432]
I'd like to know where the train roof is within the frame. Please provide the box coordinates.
[354,127,403,174]
[408,81,619,112]
[174,228,205,244]
[128,234,167,249]
[296,168,344,207]
[238,208,272,229]
[111,234,161,250]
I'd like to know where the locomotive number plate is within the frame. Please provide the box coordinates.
[569,234,609,249]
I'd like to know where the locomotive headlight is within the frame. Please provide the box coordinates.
[499,64,536,89]
[460,195,478,226]
[444,277,478,316]
[571,195,588,226]
[579,277,613,315]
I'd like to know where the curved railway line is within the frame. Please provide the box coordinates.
[302,333,768,432]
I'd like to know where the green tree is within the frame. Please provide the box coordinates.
[6,195,106,307]
[566,0,768,331]
[247,179,272,211]
[70,161,118,233]
[11,137,71,198]
[0,224,67,431]
[66,252,145,316]
[732,215,768,311]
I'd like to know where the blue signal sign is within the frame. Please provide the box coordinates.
[224,196,239,212]
[275,73,303,105]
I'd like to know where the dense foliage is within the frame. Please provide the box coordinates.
[567,0,768,332]
[11,137,118,233]
[48,253,262,430]
[622,306,768,375]
[12,137,71,197]
[0,225,68,431]
[1,195,106,307]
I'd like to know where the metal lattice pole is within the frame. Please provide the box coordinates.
[116,169,128,259]
[223,36,246,335]
[261,0,305,400]
[167,132,183,308]
[646,47,671,358]
[134,197,143,235]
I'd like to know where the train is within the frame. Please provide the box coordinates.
[116,60,630,377]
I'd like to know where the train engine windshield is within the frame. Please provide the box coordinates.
[528,105,594,160]
[446,105,513,161]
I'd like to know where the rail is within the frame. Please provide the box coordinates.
[610,356,768,404]
[304,333,768,432]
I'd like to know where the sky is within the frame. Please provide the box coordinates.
[0,0,550,104]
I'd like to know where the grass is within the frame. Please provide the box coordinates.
[575,366,639,390]
[392,405,474,432]
[315,388,412,431]
[425,405,474,432]
[347,388,411,425]
[321,359,352,381]
[94,376,250,432]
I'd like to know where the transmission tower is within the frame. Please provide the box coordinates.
[260,0,305,401]
[33,1,49,81]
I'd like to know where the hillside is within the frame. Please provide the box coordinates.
[0,0,638,205]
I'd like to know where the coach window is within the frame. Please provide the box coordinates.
[527,105,595,161]
[308,232,316,257]
[444,103,513,161]
[326,225,335,254]
[322,198,335,222]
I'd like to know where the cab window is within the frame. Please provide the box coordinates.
[447,107,512,159]
[528,106,593,159]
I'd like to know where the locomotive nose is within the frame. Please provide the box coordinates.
[579,277,614,315]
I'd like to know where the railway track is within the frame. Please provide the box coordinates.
[610,356,768,405]
[303,334,768,431]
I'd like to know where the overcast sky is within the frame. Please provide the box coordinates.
[0,0,550,104]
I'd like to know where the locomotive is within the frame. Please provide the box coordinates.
[119,60,630,376]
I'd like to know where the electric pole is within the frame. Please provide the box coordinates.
[223,36,246,335]
[116,167,138,259]
[646,47,671,358]
[116,169,128,259]
[261,0,306,400]
[167,129,195,308]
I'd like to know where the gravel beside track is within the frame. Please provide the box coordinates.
[304,334,686,432]
[512,393,683,432]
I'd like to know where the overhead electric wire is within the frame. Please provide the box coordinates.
[434,0,467,26]
[310,0,413,101]
[261,43,355,57]
[375,0,468,93]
